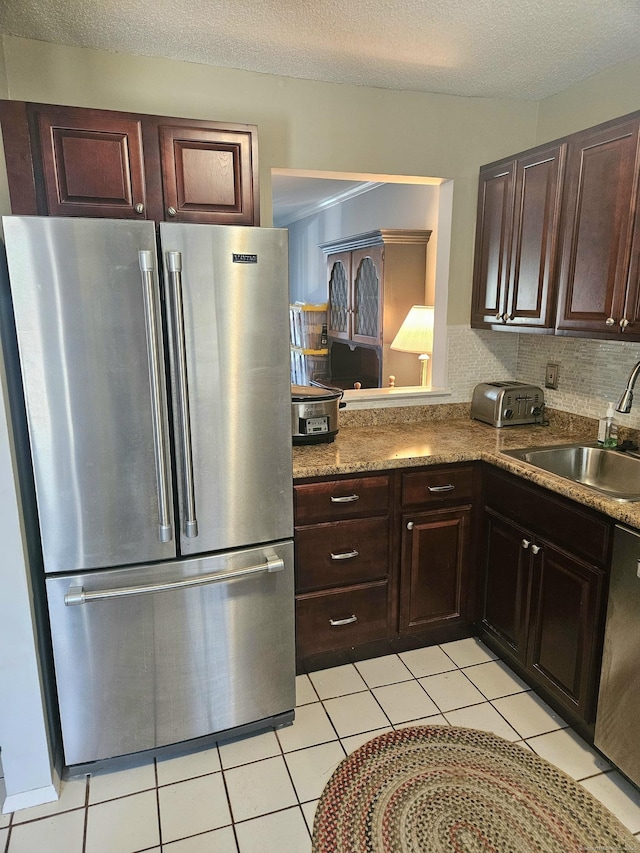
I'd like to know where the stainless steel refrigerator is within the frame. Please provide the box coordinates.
[3,216,294,768]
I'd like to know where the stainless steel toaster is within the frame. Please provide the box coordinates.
[471,381,545,427]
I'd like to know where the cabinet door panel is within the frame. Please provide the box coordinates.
[327,252,351,340]
[295,516,389,592]
[508,145,564,328]
[400,506,470,633]
[352,246,382,344]
[471,162,515,327]
[37,110,147,218]
[481,509,530,662]
[527,543,604,721]
[159,124,258,225]
[556,119,640,334]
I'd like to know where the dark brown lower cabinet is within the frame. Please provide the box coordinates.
[527,541,604,718]
[295,582,389,658]
[400,506,471,633]
[481,508,529,661]
[293,473,393,660]
[398,465,476,639]
[480,467,611,730]
[293,466,477,663]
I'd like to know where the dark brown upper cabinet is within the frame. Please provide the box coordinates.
[472,109,640,341]
[0,101,259,226]
[471,142,565,332]
[555,117,640,338]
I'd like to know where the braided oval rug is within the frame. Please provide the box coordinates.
[312,725,640,853]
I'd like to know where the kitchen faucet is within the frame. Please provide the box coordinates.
[616,360,640,413]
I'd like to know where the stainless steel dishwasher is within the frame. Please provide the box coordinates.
[594,524,640,787]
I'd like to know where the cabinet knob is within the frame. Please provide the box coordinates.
[522,539,531,549]
[495,313,503,321]
[134,203,145,214]
[531,544,541,555]
[605,317,616,326]
[505,314,514,322]
[167,207,177,217]
[620,318,630,329]
[407,521,414,531]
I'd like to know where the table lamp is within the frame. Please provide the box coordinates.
[390,305,435,386]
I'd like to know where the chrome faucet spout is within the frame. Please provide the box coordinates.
[617,360,640,413]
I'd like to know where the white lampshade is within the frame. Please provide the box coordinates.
[390,305,434,354]
[390,305,435,386]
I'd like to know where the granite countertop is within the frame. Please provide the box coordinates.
[292,406,640,529]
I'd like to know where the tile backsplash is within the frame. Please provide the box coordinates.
[446,325,640,431]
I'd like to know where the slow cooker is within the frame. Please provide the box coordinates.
[291,383,344,444]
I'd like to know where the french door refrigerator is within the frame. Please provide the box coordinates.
[3,216,294,768]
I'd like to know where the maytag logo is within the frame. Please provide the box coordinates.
[233,253,258,264]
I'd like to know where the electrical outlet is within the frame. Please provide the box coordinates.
[545,362,559,389]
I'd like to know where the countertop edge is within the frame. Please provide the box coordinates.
[292,421,640,529]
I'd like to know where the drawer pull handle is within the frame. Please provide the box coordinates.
[329,615,358,627]
[330,494,360,503]
[427,484,455,493]
[330,550,359,561]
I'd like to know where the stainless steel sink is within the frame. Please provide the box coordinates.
[503,443,640,502]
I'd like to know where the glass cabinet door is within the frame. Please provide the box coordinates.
[352,247,382,343]
[327,252,351,339]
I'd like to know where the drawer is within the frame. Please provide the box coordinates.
[402,466,474,507]
[294,475,390,524]
[295,517,389,592]
[296,582,389,657]
[484,467,610,567]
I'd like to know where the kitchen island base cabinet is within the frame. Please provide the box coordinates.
[479,467,610,730]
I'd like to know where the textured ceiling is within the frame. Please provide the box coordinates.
[2,0,640,100]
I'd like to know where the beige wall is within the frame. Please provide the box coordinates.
[536,56,640,143]
[1,37,638,322]
[1,35,541,325]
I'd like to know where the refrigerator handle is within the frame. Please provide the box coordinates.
[64,555,285,605]
[165,251,198,538]
[138,251,173,543]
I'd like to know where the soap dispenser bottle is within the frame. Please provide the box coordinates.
[597,402,619,447]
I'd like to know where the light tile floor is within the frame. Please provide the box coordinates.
[2,638,640,852]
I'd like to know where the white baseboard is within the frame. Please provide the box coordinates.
[2,769,61,814]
